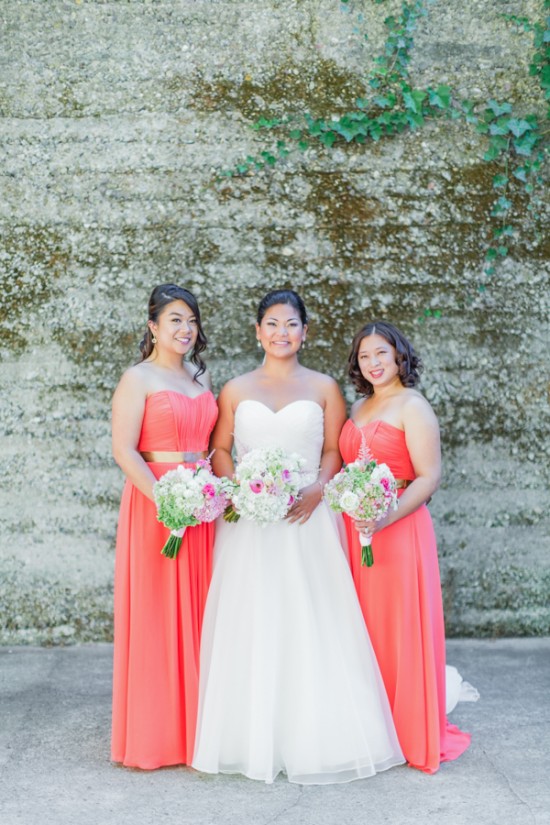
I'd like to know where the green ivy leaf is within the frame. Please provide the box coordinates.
[487,99,513,117]
[374,94,396,108]
[402,88,427,113]
[507,118,532,137]
[428,85,451,109]
[320,131,337,147]
[513,132,538,155]
[492,174,508,187]
[489,117,511,135]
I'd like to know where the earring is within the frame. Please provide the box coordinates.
[257,340,262,349]
[301,339,306,348]
[152,334,157,344]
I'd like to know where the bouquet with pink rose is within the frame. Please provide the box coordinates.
[323,459,398,567]
[224,446,305,526]
[154,459,232,558]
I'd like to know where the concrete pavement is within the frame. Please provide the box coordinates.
[0,638,549,825]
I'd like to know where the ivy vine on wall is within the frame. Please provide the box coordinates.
[220,0,549,313]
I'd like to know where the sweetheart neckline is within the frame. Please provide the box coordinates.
[349,418,405,434]
[236,399,324,415]
[146,389,214,402]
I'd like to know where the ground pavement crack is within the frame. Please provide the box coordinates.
[481,746,537,824]
[263,785,304,825]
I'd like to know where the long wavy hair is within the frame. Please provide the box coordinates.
[348,320,422,397]
[138,284,207,382]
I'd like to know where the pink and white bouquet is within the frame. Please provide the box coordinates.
[224,446,305,526]
[154,459,231,558]
[323,460,398,567]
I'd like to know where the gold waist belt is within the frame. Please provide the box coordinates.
[395,479,412,489]
[140,450,207,463]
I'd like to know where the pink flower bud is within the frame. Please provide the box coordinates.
[202,483,216,498]
[249,480,264,494]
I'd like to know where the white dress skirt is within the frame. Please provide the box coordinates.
[192,400,404,784]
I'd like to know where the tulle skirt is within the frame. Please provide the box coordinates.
[192,504,404,784]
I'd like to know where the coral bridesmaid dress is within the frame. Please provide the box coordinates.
[111,390,218,769]
[339,418,471,774]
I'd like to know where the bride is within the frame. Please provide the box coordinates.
[191,289,404,784]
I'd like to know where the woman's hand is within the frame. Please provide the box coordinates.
[353,512,392,537]
[286,483,323,524]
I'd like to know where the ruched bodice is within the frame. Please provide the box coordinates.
[138,390,217,453]
[234,400,324,477]
[339,419,415,482]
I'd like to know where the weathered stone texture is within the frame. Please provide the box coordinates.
[0,0,548,643]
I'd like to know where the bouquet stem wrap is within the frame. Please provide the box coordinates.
[359,531,374,567]
[161,527,187,560]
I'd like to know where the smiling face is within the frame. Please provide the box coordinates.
[357,333,400,389]
[148,299,199,357]
[255,303,307,357]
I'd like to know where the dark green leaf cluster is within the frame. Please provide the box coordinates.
[218,0,548,311]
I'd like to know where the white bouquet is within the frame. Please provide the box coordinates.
[154,459,231,558]
[224,446,305,526]
[324,459,398,566]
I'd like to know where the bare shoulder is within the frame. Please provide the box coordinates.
[401,390,438,426]
[114,362,150,396]
[301,367,342,395]
[217,372,256,407]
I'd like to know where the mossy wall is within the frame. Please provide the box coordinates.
[0,0,548,643]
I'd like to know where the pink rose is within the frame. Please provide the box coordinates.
[288,495,295,506]
[281,469,291,482]
[202,483,216,498]
[249,480,264,494]
[381,478,390,490]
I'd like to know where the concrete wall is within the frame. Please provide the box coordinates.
[0,0,548,643]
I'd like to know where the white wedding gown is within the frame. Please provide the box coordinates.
[192,400,404,784]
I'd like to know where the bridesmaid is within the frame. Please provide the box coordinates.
[339,320,471,774]
[111,284,218,769]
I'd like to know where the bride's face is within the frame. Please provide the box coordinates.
[256,303,306,357]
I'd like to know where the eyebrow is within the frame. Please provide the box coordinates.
[266,315,299,321]
[168,311,195,318]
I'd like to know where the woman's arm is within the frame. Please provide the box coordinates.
[286,378,347,524]
[111,369,158,502]
[355,394,441,535]
[209,382,238,478]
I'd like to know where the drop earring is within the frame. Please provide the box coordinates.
[151,333,157,344]
[257,340,262,349]
[301,339,306,349]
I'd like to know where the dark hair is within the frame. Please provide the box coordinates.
[256,289,308,326]
[139,284,207,381]
[348,320,422,397]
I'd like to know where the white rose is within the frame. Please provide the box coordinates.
[340,491,360,512]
